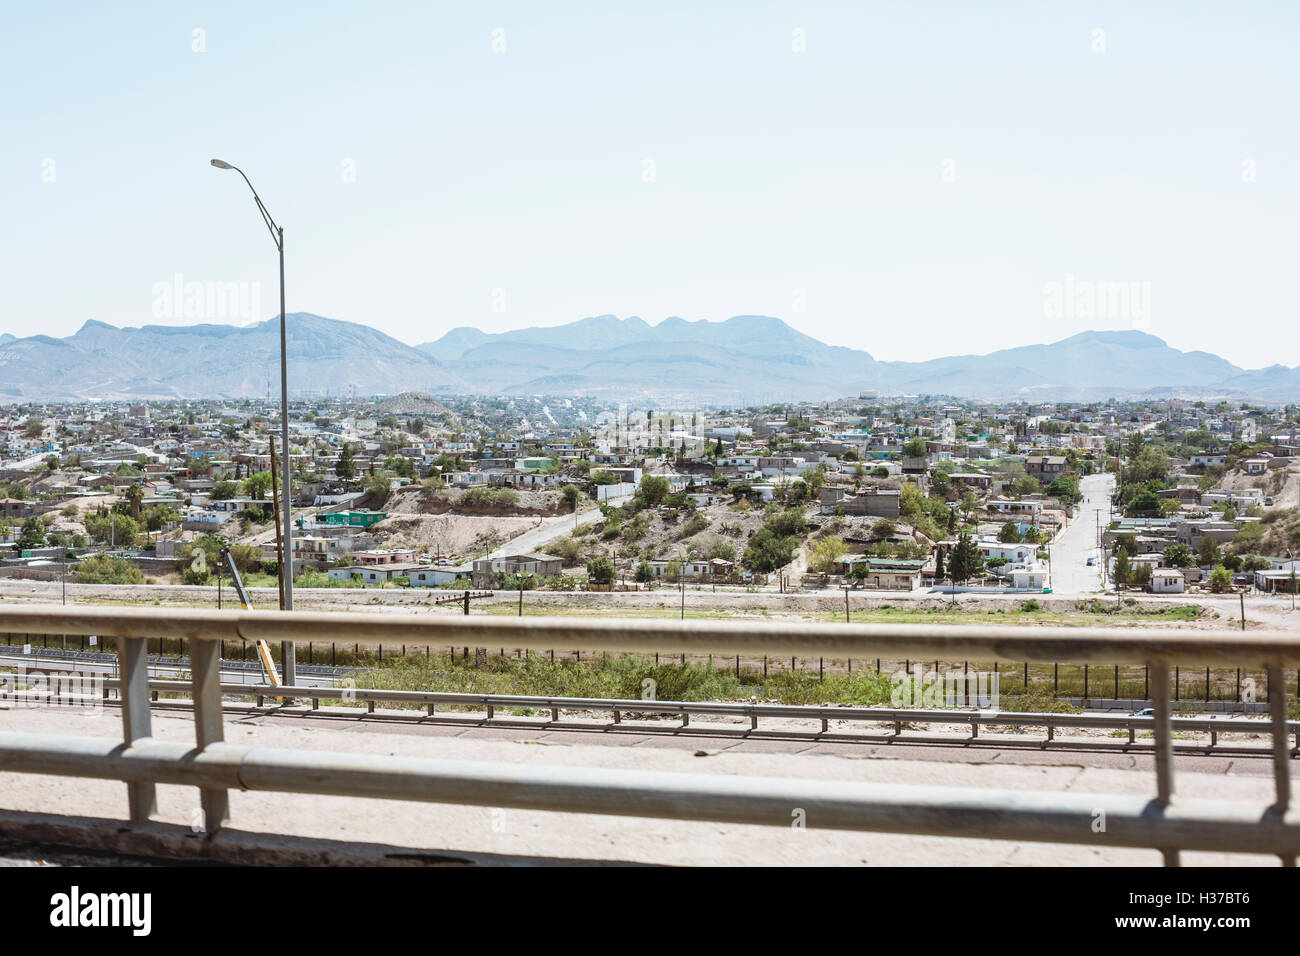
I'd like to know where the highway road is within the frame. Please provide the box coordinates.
[1047,472,1114,595]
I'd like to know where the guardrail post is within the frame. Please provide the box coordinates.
[117,636,156,824]
[190,639,229,832]
[1151,661,1179,867]
[1267,663,1296,867]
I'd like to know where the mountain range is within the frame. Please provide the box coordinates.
[0,312,1296,404]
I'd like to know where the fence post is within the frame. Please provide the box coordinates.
[1151,660,1179,867]
[190,639,229,832]
[117,637,157,824]
[1267,663,1295,866]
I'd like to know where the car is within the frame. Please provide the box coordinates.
[1086,557,1096,566]
[1131,707,1155,717]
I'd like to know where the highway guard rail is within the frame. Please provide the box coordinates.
[0,605,1297,866]
[92,678,1300,752]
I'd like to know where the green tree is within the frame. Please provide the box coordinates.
[634,560,655,584]
[1113,546,1132,587]
[335,443,357,479]
[14,516,45,551]
[243,471,274,500]
[560,484,582,513]
[1126,490,1161,515]
[807,535,847,574]
[209,480,239,501]
[123,483,144,518]
[1208,565,1232,593]
[85,512,139,548]
[586,555,616,585]
[637,475,671,507]
[1196,535,1222,567]
[1162,544,1194,568]
[997,521,1022,543]
[948,530,983,584]
[743,528,799,572]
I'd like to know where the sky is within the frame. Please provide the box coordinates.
[1,1,1297,369]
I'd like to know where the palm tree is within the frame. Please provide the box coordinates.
[124,483,144,519]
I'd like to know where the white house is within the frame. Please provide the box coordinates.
[1149,568,1185,594]
[976,539,1035,566]
[1008,566,1051,590]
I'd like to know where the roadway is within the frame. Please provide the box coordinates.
[485,495,630,559]
[1047,471,1113,595]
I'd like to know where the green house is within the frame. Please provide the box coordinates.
[301,510,387,529]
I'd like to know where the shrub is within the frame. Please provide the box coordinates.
[74,553,144,585]
[680,511,710,538]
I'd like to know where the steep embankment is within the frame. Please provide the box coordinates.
[368,485,564,559]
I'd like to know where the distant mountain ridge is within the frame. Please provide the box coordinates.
[0,314,465,401]
[0,312,1294,402]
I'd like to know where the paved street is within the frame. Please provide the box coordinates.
[1047,472,1114,596]
[486,496,630,559]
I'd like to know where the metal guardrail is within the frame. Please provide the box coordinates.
[100,678,1300,752]
[0,605,1297,866]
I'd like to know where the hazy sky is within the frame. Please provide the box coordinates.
[2,1,1297,369]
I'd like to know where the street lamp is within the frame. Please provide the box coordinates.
[210,158,296,686]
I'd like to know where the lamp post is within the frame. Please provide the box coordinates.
[210,158,296,687]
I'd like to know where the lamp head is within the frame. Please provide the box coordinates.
[210,158,233,169]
